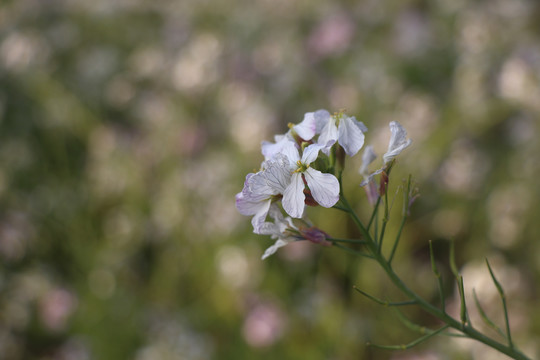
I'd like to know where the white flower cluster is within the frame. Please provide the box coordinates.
[236,109,411,258]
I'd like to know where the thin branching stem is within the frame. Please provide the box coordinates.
[353,286,417,306]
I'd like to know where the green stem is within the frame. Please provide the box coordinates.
[366,240,529,360]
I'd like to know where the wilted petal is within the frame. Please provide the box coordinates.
[383,121,412,164]
[304,168,340,208]
[359,145,377,175]
[317,119,338,155]
[261,239,290,260]
[338,116,365,156]
[282,172,305,218]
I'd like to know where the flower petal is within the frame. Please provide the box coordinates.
[304,168,340,208]
[383,121,412,164]
[261,135,294,161]
[294,113,317,140]
[317,119,338,155]
[263,154,293,193]
[301,143,325,165]
[279,140,301,167]
[282,172,305,218]
[359,145,377,175]
[313,109,331,133]
[251,199,272,234]
[261,239,290,260]
[338,116,365,156]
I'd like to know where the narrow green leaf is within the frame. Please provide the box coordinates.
[353,286,417,306]
[486,259,514,349]
[367,325,450,350]
[472,288,506,339]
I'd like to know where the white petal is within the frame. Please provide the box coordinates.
[263,154,293,193]
[261,134,294,161]
[282,172,305,218]
[359,145,377,175]
[317,119,338,155]
[351,116,368,133]
[294,113,317,140]
[251,199,272,234]
[279,140,301,167]
[304,168,340,208]
[338,116,365,156]
[261,239,290,260]
[383,121,412,164]
[359,168,383,187]
[301,143,325,165]
[235,191,262,216]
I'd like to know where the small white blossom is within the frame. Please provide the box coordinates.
[281,142,340,218]
[317,111,368,156]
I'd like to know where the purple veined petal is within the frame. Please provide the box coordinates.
[263,154,293,193]
[294,113,317,141]
[317,119,338,155]
[383,121,412,164]
[313,109,331,133]
[303,168,340,208]
[251,199,272,234]
[282,172,305,218]
[337,116,365,157]
[261,239,290,260]
[246,171,277,200]
[235,191,264,216]
[301,143,325,165]
[359,145,377,175]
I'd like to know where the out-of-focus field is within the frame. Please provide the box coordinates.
[0,1,539,359]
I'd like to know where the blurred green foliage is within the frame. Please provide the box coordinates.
[0,0,539,359]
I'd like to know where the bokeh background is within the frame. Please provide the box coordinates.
[1,0,539,359]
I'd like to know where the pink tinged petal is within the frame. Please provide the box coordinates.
[383,121,412,164]
[337,116,365,156]
[282,172,305,218]
[294,113,317,140]
[301,143,325,165]
[317,119,338,155]
[261,239,289,260]
[304,168,340,208]
[351,116,368,133]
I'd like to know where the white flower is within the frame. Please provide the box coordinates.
[235,154,293,233]
[383,121,412,164]
[280,142,340,218]
[317,111,368,156]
